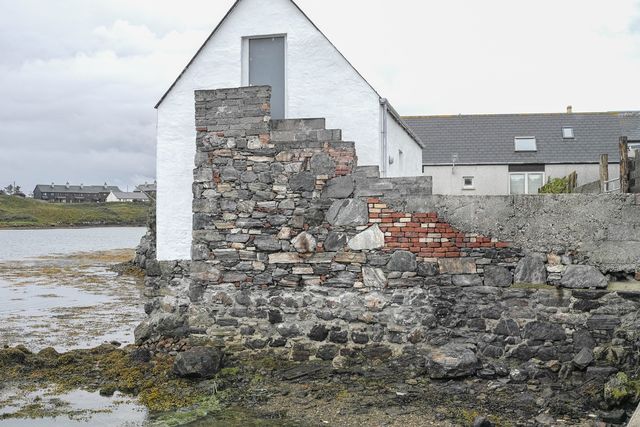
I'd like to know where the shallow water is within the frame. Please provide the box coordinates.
[0,227,146,261]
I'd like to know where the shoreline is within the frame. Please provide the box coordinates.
[0,223,147,231]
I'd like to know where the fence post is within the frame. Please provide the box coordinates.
[599,154,609,192]
[620,137,629,193]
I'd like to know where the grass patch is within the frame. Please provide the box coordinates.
[0,195,149,228]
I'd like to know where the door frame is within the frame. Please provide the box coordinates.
[241,34,288,118]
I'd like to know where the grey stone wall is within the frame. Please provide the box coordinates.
[136,86,640,407]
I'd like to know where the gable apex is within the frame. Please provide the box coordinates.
[154,0,382,109]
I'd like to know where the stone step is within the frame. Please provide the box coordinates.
[271,118,326,131]
[354,165,381,179]
[270,128,342,143]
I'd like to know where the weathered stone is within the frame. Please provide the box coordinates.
[514,256,547,285]
[334,252,366,264]
[173,347,224,379]
[426,344,479,379]
[572,348,593,370]
[253,236,281,252]
[322,175,355,199]
[329,330,348,344]
[573,329,596,350]
[269,253,303,264]
[523,321,566,341]
[362,267,387,289]
[309,152,336,175]
[387,251,417,272]
[308,325,329,342]
[289,172,316,192]
[586,314,621,331]
[494,319,520,336]
[326,199,369,227]
[452,274,483,287]
[324,232,348,251]
[348,224,385,251]
[292,232,317,254]
[438,258,477,274]
[417,262,438,277]
[483,265,512,287]
[560,265,608,289]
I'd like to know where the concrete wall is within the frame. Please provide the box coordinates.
[397,194,640,273]
[156,0,420,260]
[425,163,620,195]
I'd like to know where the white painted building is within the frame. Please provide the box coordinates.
[106,191,149,203]
[155,0,423,261]
[405,110,640,195]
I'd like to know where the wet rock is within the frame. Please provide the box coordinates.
[523,321,566,341]
[173,347,224,379]
[560,265,608,289]
[426,344,479,379]
[483,265,512,287]
[514,256,547,285]
[572,348,593,370]
[348,224,385,251]
[326,199,369,227]
[387,251,417,272]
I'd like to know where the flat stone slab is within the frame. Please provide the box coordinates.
[560,265,608,289]
[326,199,369,227]
[514,256,547,285]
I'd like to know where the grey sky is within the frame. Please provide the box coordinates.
[1,0,639,193]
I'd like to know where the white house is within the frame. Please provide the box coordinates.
[106,191,150,203]
[405,109,640,195]
[155,0,424,261]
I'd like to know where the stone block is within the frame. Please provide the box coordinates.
[560,265,608,289]
[362,267,387,289]
[438,258,477,274]
[322,176,355,199]
[514,256,547,285]
[269,253,304,264]
[326,199,369,227]
[292,232,317,253]
[452,274,483,287]
[387,251,417,272]
[483,265,512,287]
[348,224,385,251]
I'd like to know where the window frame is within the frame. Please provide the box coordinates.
[509,171,545,195]
[514,137,538,152]
[562,127,575,139]
[462,176,475,190]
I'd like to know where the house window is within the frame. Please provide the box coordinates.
[514,137,537,152]
[462,176,474,190]
[562,127,574,139]
[509,172,545,194]
[245,35,286,119]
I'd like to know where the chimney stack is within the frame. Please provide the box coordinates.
[566,105,573,114]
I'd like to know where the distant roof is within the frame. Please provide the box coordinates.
[110,191,149,201]
[135,183,157,193]
[34,184,121,194]
[404,111,640,165]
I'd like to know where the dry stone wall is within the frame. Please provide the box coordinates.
[137,86,640,400]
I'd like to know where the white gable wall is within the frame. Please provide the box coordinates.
[157,0,418,260]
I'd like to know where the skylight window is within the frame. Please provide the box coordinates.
[562,127,574,139]
[514,137,537,152]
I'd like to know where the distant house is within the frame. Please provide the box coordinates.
[154,0,423,261]
[106,191,150,203]
[33,183,121,203]
[135,182,157,194]
[405,109,640,195]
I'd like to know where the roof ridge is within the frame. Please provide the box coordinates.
[403,111,640,119]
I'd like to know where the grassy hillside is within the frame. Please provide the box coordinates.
[0,195,150,228]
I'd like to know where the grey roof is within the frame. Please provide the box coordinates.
[403,111,640,166]
[135,183,157,193]
[111,191,149,201]
[34,184,121,194]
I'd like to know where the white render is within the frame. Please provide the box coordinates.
[156,0,421,260]
[425,164,619,195]
[386,115,423,177]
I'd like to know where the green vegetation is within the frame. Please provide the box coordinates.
[0,195,149,228]
[538,177,572,194]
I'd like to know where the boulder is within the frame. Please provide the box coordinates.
[514,256,547,285]
[387,251,417,272]
[173,347,224,379]
[292,232,317,253]
[326,199,369,227]
[322,176,355,199]
[426,344,479,379]
[348,224,385,251]
[483,265,512,287]
[560,265,608,289]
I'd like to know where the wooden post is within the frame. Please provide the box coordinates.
[599,154,609,192]
[620,136,629,193]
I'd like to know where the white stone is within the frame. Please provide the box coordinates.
[348,224,385,251]
[362,267,387,289]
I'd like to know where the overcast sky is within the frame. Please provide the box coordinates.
[1,0,639,193]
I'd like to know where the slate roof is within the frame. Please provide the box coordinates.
[34,184,121,194]
[110,191,149,201]
[135,183,157,193]
[403,111,640,166]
